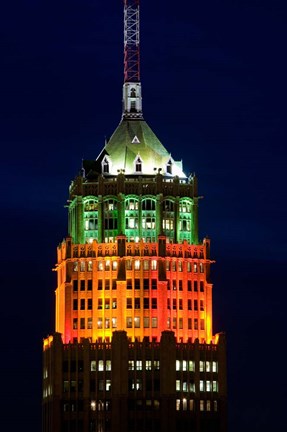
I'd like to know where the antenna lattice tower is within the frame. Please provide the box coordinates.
[124,0,140,82]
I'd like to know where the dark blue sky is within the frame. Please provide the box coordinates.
[1,1,286,431]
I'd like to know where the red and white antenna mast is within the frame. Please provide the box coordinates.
[124,0,140,82]
[122,0,143,120]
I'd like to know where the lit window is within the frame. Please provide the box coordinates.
[128,361,134,370]
[98,299,103,310]
[200,400,204,411]
[91,400,96,411]
[134,317,140,328]
[106,380,111,391]
[112,261,117,270]
[90,361,96,371]
[214,400,218,411]
[151,260,157,270]
[189,361,194,371]
[87,317,92,329]
[80,261,85,272]
[105,299,110,309]
[176,399,180,411]
[200,361,205,372]
[212,361,218,372]
[73,262,78,271]
[97,318,103,329]
[98,360,104,371]
[136,360,142,370]
[200,381,204,391]
[135,259,140,270]
[105,318,110,329]
[143,260,149,270]
[182,360,187,371]
[146,360,152,370]
[144,317,149,328]
[206,380,211,392]
[189,400,194,411]
[200,319,205,330]
[206,361,211,372]
[213,381,218,392]
[151,317,158,328]
[126,317,132,328]
[194,318,198,330]
[176,380,181,391]
[73,318,78,329]
[179,317,183,329]
[80,318,85,329]
[112,317,117,328]
[176,360,180,371]
[88,261,93,271]
[126,298,132,309]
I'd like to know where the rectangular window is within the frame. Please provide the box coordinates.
[105,280,110,290]
[80,261,85,272]
[90,360,96,372]
[80,299,85,310]
[73,280,78,291]
[105,318,110,329]
[151,298,157,309]
[200,361,204,372]
[188,299,192,310]
[173,299,176,310]
[127,279,132,290]
[87,317,92,329]
[99,360,105,371]
[194,319,198,330]
[98,280,103,290]
[200,300,204,311]
[112,260,117,271]
[151,317,158,328]
[126,317,132,328]
[144,298,149,309]
[136,360,142,370]
[105,299,110,309]
[178,280,183,291]
[73,262,78,272]
[179,317,183,329]
[87,298,92,310]
[112,298,117,309]
[200,281,204,292]
[151,279,157,289]
[194,281,198,292]
[188,361,194,372]
[166,261,170,271]
[176,380,181,391]
[112,280,117,290]
[178,261,183,272]
[143,260,149,270]
[98,299,103,310]
[212,381,218,392]
[151,260,157,270]
[73,299,78,310]
[167,298,170,309]
[134,298,140,309]
[194,300,198,311]
[73,318,78,329]
[87,279,92,290]
[128,360,134,370]
[112,317,117,328]
[80,318,85,329]
[187,280,192,291]
[144,317,149,328]
[172,317,176,329]
[200,381,205,391]
[97,318,102,329]
[143,279,149,290]
[135,278,140,290]
[200,319,205,330]
[80,280,85,291]
[134,317,140,328]
[134,260,140,270]
[179,299,183,310]
[126,298,132,309]
[200,400,204,411]
[188,318,192,329]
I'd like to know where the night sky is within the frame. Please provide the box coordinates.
[1,1,286,431]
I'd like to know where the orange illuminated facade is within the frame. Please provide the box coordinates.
[42,2,227,431]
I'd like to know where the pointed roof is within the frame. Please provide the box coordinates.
[96,119,186,178]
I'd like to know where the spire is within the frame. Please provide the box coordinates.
[122,0,143,120]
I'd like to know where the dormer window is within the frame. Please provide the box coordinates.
[130,88,136,97]
[166,158,173,174]
[134,155,143,173]
[102,156,110,174]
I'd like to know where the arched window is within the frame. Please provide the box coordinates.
[134,155,142,173]
[102,156,110,174]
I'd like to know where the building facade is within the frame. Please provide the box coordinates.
[42,1,227,431]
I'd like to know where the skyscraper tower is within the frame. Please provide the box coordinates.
[42,2,227,431]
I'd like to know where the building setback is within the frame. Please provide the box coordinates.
[42,1,227,431]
